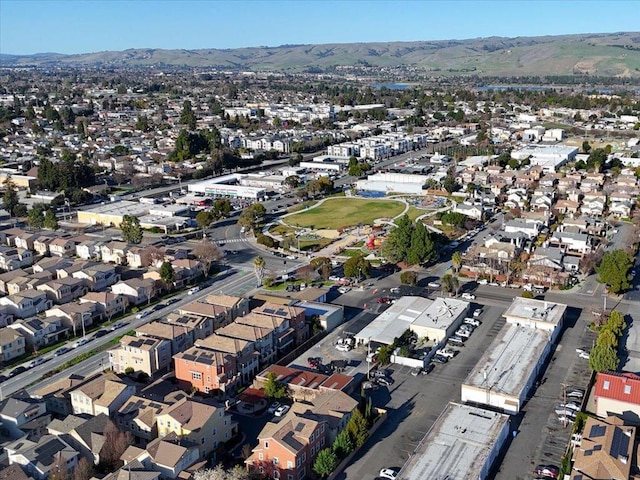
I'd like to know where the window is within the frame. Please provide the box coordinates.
[273,472,279,479]
[273,457,279,465]
[201,438,205,444]
[212,428,217,436]
[301,452,306,462]
[287,461,293,469]
[311,446,315,456]
[192,371,202,380]
[258,453,263,460]
[265,441,269,449]
[625,385,632,394]
[288,475,293,480]
[309,432,314,442]
[603,380,610,390]
[320,424,324,433]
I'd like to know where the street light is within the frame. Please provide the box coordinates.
[81,312,91,339]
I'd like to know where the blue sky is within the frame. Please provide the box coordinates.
[1,0,639,55]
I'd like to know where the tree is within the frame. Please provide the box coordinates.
[73,458,94,480]
[192,240,224,277]
[238,203,266,232]
[589,343,619,372]
[44,209,59,230]
[28,205,45,229]
[284,175,301,189]
[263,371,287,399]
[346,408,369,447]
[313,448,338,478]
[382,215,413,263]
[212,198,232,218]
[2,176,21,217]
[159,261,175,285]
[99,420,131,471]
[452,251,462,273]
[407,221,435,265]
[596,249,633,293]
[120,215,143,244]
[253,256,266,286]
[195,210,216,232]
[400,271,417,285]
[443,174,460,193]
[332,430,353,459]
[441,273,459,295]
[135,115,150,132]
[193,466,249,480]
[343,254,371,280]
[606,310,626,338]
[179,100,196,130]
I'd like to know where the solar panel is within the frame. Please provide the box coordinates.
[589,424,606,438]
[610,428,630,459]
[593,444,602,451]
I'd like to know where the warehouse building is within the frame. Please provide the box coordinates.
[354,296,468,347]
[188,174,266,199]
[77,200,149,227]
[355,172,429,195]
[461,298,567,414]
[511,144,578,173]
[398,402,511,480]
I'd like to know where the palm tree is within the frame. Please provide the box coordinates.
[253,256,266,286]
[451,251,462,273]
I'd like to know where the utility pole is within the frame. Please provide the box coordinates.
[561,383,568,428]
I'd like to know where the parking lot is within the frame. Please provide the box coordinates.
[337,304,507,480]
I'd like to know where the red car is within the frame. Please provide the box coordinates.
[307,357,322,368]
[377,297,392,304]
[533,465,559,479]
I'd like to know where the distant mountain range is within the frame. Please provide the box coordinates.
[2,32,640,77]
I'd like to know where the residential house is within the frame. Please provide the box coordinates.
[6,435,79,480]
[99,461,160,480]
[101,241,128,265]
[216,322,276,366]
[13,233,37,251]
[254,365,354,403]
[6,271,52,295]
[171,259,204,285]
[136,321,195,356]
[30,374,90,417]
[69,372,137,416]
[0,463,31,480]
[156,398,236,460]
[454,203,484,220]
[79,292,127,321]
[33,236,54,256]
[0,247,33,271]
[36,277,88,304]
[117,395,170,446]
[251,303,308,345]
[0,394,50,440]
[593,371,640,425]
[236,312,296,355]
[177,302,234,332]
[0,269,28,294]
[503,219,541,239]
[289,390,358,443]
[109,335,172,377]
[62,413,110,465]
[549,231,593,256]
[126,246,153,269]
[72,263,119,291]
[0,328,25,362]
[195,334,260,384]
[571,415,639,480]
[581,193,607,217]
[49,238,76,257]
[246,411,327,480]
[163,312,214,340]
[7,317,67,350]
[75,241,103,261]
[529,247,565,271]
[45,302,97,338]
[0,290,52,319]
[529,193,553,211]
[123,434,200,480]
[32,256,74,276]
[205,294,250,321]
[504,191,527,210]
[555,200,580,217]
[173,346,239,394]
[111,278,156,306]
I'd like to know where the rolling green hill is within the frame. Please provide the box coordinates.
[2,32,640,76]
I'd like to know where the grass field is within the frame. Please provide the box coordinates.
[286,198,405,230]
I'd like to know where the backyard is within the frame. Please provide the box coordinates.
[286,198,405,229]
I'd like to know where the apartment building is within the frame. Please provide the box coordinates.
[173,346,239,394]
[69,373,136,416]
[109,335,172,377]
[0,327,26,362]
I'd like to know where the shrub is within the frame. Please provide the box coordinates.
[263,277,275,287]
[257,233,279,248]
[521,291,534,298]
[124,367,134,374]
[400,270,418,285]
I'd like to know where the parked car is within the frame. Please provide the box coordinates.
[422,363,435,375]
[379,468,398,480]
[335,343,352,352]
[575,347,589,355]
[93,329,108,338]
[377,376,394,386]
[455,329,471,338]
[464,317,481,327]
[370,369,390,379]
[165,298,180,306]
[267,402,281,414]
[433,355,449,364]
[29,357,46,368]
[439,349,457,359]
[533,465,559,479]
[72,338,90,348]
[477,279,488,285]
[110,321,127,331]
[566,388,585,399]
[9,366,27,378]
[410,367,422,376]
[274,405,290,417]
[54,347,71,357]
[187,287,200,295]
[448,336,466,346]
[461,293,476,300]
[560,402,581,412]
[578,351,590,359]
[377,297,392,304]
[307,357,322,368]
[338,286,351,294]
[473,308,483,318]
[427,282,440,288]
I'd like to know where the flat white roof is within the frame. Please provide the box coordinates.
[503,297,566,327]
[463,322,550,396]
[411,298,468,331]
[79,200,149,217]
[399,402,509,480]
[355,296,433,345]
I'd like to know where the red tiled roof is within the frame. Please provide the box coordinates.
[594,371,640,404]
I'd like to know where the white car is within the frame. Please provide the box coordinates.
[461,293,476,300]
[477,279,488,285]
[473,308,483,318]
[338,286,351,294]
[72,338,89,348]
[136,310,150,319]
[335,343,352,352]
[379,468,398,480]
[187,287,200,295]
[455,329,471,338]
[439,349,457,358]
[464,317,481,327]
[427,282,440,288]
[274,405,290,417]
[578,351,590,359]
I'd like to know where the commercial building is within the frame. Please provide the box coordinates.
[461,298,566,414]
[187,174,266,200]
[511,144,579,173]
[355,172,429,195]
[354,296,468,346]
[398,402,510,480]
[76,201,149,227]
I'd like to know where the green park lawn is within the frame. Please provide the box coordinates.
[286,198,405,230]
